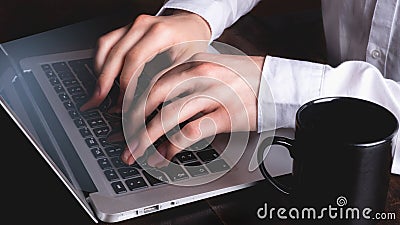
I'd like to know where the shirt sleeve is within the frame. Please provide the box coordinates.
[258,56,400,174]
[156,0,261,41]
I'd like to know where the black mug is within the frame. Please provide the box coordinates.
[258,97,398,224]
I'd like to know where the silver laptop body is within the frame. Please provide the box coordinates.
[0,45,293,223]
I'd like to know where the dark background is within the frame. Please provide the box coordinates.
[1,0,398,225]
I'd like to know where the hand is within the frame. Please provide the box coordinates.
[80,10,211,112]
[121,53,265,167]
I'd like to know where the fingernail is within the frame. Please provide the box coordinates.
[79,85,101,112]
[122,141,139,162]
[122,148,131,162]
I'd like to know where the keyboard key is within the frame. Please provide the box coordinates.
[93,126,110,137]
[72,94,88,104]
[118,167,140,179]
[111,157,127,168]
[77,73,95,91]
[49,77,60,86]
[103,112,121,121]
[104,146,123,157]
[196,149,219,162]
[45,71,56,78]
[64,101,75,110]
[87,118,106,128]
[67,86,84,95]
[41,65,56,78]
[58,71,74,80]
[175,151,197,163]
[206,159,230,173]
[130,161,142,169]
[172,158,180,164]
[54,85,65,93]
[111,181,127,194]
[85,137,98,148]
[68,59,86,72]
[98,158,112,169]
[143,170,169,186]
[104,169,119,181]
[81,110,100,119]
[91,148,105,159]
[58,93,69,102]
[79,127,92,137]
[63,78,79,87]
[41,64,51,71]
[98,96,112,111]
[125,177,148,191]
[99,138,112,147]
[52,62,69,73]
[68,59,93,74]
[185,161,209,177]
[135,156,150,169]
[75,69,94,82]
[161,165,189,182]
[73,118,85,128]
[138,160,150,169]
[81,58,94,68]
[68,110,80,119]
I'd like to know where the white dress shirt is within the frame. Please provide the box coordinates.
[158,0,400,174]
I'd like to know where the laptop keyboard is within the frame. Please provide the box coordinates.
[40,59,230,195]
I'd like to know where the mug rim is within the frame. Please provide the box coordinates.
[296,96,399,147]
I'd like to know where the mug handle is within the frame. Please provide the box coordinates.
[257,136,295,195]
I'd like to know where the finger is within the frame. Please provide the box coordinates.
[147,141,171,168]
[124,62,194,135]
[147,145,167,167]
[116,23,180,109]
[134,95,218,161]
[108,65,144,113]
[121,96,206,165]
[94,25,130,74]
[121,136,140,165]
[152,111,227,167]
[122,93,218,165]
[79,72,118,111]
[80,23,149,111]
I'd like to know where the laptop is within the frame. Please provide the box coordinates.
[0,24,293,223]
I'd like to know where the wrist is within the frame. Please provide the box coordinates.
[164,9,212,41]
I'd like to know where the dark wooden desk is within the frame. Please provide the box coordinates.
[1,1,398,225]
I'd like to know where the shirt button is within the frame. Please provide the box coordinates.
[371,49,381,59]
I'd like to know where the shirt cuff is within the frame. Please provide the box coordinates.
[156,0,230,41]
[257,56,325,131]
